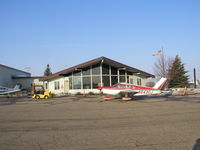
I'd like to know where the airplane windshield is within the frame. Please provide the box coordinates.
[113,84,118,87]
[118,84,126,88]
[35,86,43,92]
[113,84,126,88]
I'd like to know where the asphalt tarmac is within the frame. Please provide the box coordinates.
[0,95,200,150]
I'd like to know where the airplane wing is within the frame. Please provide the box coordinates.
[119,89,140,96]
[0,89,21,95]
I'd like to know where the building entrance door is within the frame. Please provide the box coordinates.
[64,80,69,93]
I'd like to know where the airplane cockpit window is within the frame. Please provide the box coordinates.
[113,84,118,87]
[127,85,132,89]
[118,84,126,88]
[113,84,126,88]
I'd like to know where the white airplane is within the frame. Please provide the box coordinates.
[98,78,169,100]
[0,85,21,95]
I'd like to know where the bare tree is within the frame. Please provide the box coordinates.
[154,51,167,79]
[153,51,174,80]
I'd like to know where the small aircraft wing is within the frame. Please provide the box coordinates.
[0,89,21,95]
[118,89,140,96]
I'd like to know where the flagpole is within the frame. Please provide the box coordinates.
[160,46,166,78]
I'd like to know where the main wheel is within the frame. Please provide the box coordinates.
[44,95,49,99]
[35,95,40,99]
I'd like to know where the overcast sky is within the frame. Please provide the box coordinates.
[0,0,200,80]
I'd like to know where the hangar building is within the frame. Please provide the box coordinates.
[42,57,154,95]
[0,64,42,90]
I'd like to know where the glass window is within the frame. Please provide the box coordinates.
[130,78,133,84]
[69,77,72,89]
[111,67,117,75]
[137,78,142,86]
[127,71,133,75]
[83,67,91,75]
[54,81,60,90]
[120,76,125,83]
[113,84,119,87]
[45,83,48,89]
[111,76,118,85]
[119,70,125,75]
[73,70,81,76]
[118,84,126,88]
[127,85,132,89]
[127,76,129,83]
[92,64,100,75]
[73,76,81,89]
[92,76,101,88]
[83,77,91,89]
[34,86,44,94]
[102,64,109,75]
[103,76,110,86]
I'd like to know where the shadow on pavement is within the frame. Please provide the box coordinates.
[193,138,200,150]
[165,96,200,103]
[131,95,200,104]
[0,98,32,106]
[0,99,16,106]
[133,95,170,100]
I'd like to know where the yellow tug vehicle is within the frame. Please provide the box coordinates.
[32,84,51,99]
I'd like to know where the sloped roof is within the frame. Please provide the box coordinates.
[0,64,31,75]
[42,56,154,81]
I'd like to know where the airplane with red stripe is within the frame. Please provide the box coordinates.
[98,77,169,99]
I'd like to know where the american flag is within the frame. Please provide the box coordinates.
[152,50,162,56]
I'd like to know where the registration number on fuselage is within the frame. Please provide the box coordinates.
[138,90,154,94]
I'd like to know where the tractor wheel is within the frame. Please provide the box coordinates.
[44,95,49,99]
[35,95,40,99]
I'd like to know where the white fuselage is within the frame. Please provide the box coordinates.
[101,88,161,96]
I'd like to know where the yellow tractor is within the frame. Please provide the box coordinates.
[32,84,52,99]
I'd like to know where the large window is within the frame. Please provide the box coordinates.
[111,67,118,75]
[69,77,72,89]
[119,70,125,75]
[103,76,110,86]
[102,64,109,75]
[67,63,137,90]
[92,64,100,75]
[83,77,91,89]
[83,67,91,75]
[127,71,133,75]
[73,70,81,76]
[127,76,129,83]
[111,76,118,85]
[92,76,101,88]
[73,76,81,89]
[120,76,125,83]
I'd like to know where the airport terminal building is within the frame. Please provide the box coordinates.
[43,57,154,95]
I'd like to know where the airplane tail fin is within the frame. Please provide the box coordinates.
[14,84,20,90]
[153,77,168,90]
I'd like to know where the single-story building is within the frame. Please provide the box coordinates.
[42,57,154,95]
